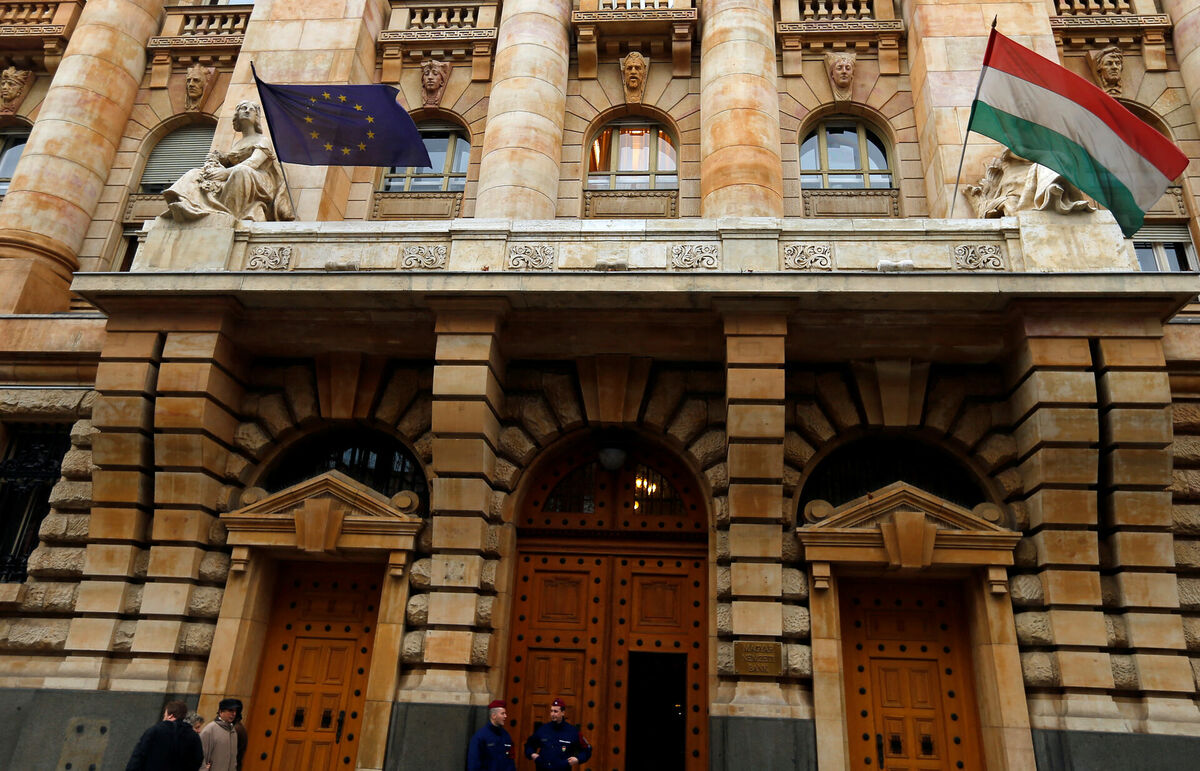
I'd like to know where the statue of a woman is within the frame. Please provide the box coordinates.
[163,100,295,222]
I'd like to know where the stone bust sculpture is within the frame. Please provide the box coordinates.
[964,150,1096,219]
[0,67,31,115]
[825,52,856,101]
[185,63,215,112]
[162,100,295,223]
[421,59,451,107]
[1089,45,1123,97]
[621,52,648,104]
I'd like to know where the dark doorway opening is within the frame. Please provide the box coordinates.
[626,652,687,769]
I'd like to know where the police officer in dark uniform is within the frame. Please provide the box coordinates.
[467,699,516,771]
[523,697,592,770]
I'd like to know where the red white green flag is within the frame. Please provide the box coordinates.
[967,28,1188,237]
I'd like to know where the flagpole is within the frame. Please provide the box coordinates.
[250,61,298,219]
[950,17,998,218]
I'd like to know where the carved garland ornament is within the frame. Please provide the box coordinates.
[783,243,833,271]
[401,244,448,269]
[671,243,719,270]
[952,244,1005,271]
[247,245,293,270]
[507,244,555,270]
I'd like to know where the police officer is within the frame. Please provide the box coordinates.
[467,699,516,771]
[524,697,592,769]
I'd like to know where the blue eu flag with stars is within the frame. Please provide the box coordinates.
[252,65,431,168]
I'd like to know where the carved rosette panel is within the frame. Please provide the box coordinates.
[507,244,555,271]
[671,244,720,270]
[247,246,292,271]
[952,244,1005,271]
[783,243,833,271]
[401,244,448,270]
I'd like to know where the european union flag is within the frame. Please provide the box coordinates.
[252,65,431,168]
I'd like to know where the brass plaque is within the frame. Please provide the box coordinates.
[733,641,783,676]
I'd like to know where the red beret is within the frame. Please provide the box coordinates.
[488,700,506,710]
[551,698,566,708]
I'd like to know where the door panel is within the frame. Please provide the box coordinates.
[841,580,984,771]
[245,563,381,771]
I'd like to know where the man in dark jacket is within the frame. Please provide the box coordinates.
[467,699,516,771]
[126,699,205,771]
[524,698,592,770]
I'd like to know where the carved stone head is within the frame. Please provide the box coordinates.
[421,60,451,108]
[621,52,648,104]
[232,100,264,134]
[1089,45,1123,96]
[0,67,31,114]
[825,52,856,101]
[185,64,215,112]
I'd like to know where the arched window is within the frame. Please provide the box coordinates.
[800,118,892,190]
[381,121,469,192]
[587,119,677,190]
[798,435,988,512]
[260,428,429,515]
[0,128,29,196]
[139,124,215,194]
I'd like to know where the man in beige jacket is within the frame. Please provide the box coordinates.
[199,698,239,771]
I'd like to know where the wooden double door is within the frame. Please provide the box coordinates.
[507,542,708,771]
[244,562,380,771]
[841,580,985,771]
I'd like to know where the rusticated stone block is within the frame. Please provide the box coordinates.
[27,546,85,579]
[374,369,419,426]
[716,566,731,599]
[785,643,813,678]
[1173,402,1200,433]
[233,422,270,457]
[1110,654,1138,690]
[397,395,433,441]
[0,389,86,418]
[717,641,734,674]
[975,433,1017,471]
[402,630,425,663]
[1171,468,1200,499]
[1182,616,1200,651]
[784,431,814,468]
[498,426,536,464]
[1014,611,1053,646]
[283,365,319,424]
[543,372,585,431]
[70,420,97,449]
[950,403,993,450]
[816,373,859,430]
[1175,435,1200,466]
[689,429,726,470]
[1021,651,1060,687]
[705,462,729,494]
[667,398,708,446]
[713,495,729,527]
[794,402,835,444]
[1177,577,1200,611]
[59,448,94,480]
[477,596,494,626]
[716,531,730,562]
[38,512,89,543]
[48,480,92,511]
[471,632,490,666]
[19,582,78,614]
[1176,539,1200,569]
[185,586,223,618]
[197,552,230,583]
[254,393,293,438]
[410,559,432,590]
[480,560,498,593]
[716,603,732,636]
[179,622,215,655]
[782,605,810,638]
[406,593,429,626]
[1105,614,1129,648]
[5,618,69,651]
[923,378,967,435]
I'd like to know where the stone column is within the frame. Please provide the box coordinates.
[54,329,163,690]
[1095,337,1199,728]
[0,0,165,313]
[719,314,790,713]
[120,320,243,693]
[399,306,505,717]
[905,0,1053,216]
[699,0,784,218]
[473,0,571,219]
[1163,0,1200,137]
[1009,330,1123,732]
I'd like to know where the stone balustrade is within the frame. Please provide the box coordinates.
[380,0,499,79]
[147,3,251,80]
[0,0,84,72]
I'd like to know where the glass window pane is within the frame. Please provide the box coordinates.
[866,131,888,170]
[408,176,442,191]
[615,175,651,190]
[587,175,611,190]
[381,174,405,192]
[869,174,892,188]
[655,174,678,190]
[447,176,466,192]
[828,174,865,189]
[590,129,613,173]
[0,140,25,182]
[657,130,677,172]
[1163,242,1190,271]
[800,132,819,171]
[617,128,651,171]
[421,134,448,173]
[800,174,823,189]
[450,135,470,173]
[825,127,860,171]
[1134,243,1159,271]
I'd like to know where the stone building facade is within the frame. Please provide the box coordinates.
[0,1,1199,769]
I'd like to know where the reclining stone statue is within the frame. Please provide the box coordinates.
[964,150,1095,219]
[162,100,294,223]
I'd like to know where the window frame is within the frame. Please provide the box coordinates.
[0,127,30,197]
[381,120,470,193]
[586,118,679,192]
[799,117,894,191]
[138,122,217,195]
[1132,224,1197,272]
[0,423,72,583]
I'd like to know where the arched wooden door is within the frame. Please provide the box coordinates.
[508,441,709,770]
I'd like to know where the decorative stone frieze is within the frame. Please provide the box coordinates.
[507,244,555,270]
[379,1,500,81]
[952,244,1005,271]
[782,243,833,271]
[0,0,83,73]
[572,2,697,79]
[670,243,719,270]
[401,244,448,269]
[147,4,249,87]
[776,3,904,78]
[372,191,463,220]
[247,246,292,271]
[802,188,899,218]
[1050,14,1171,72]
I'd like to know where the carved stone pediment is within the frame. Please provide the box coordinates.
[222,470,423,569]
[797,482,1019,590]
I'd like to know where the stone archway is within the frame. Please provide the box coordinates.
[199,470,423,771]
[797,482,1035,770]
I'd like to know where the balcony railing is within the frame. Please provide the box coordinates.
[776,0,902,76]
[380,1,500,81]
[572,0,698,78]
[598,0,678,8]
[148,4,252,85]
[0,0,84,72]
[801,0,875,20]
[1054,0,1133,15]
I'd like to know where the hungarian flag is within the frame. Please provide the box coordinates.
[968,28,1188,237]
[252,64,430,168]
